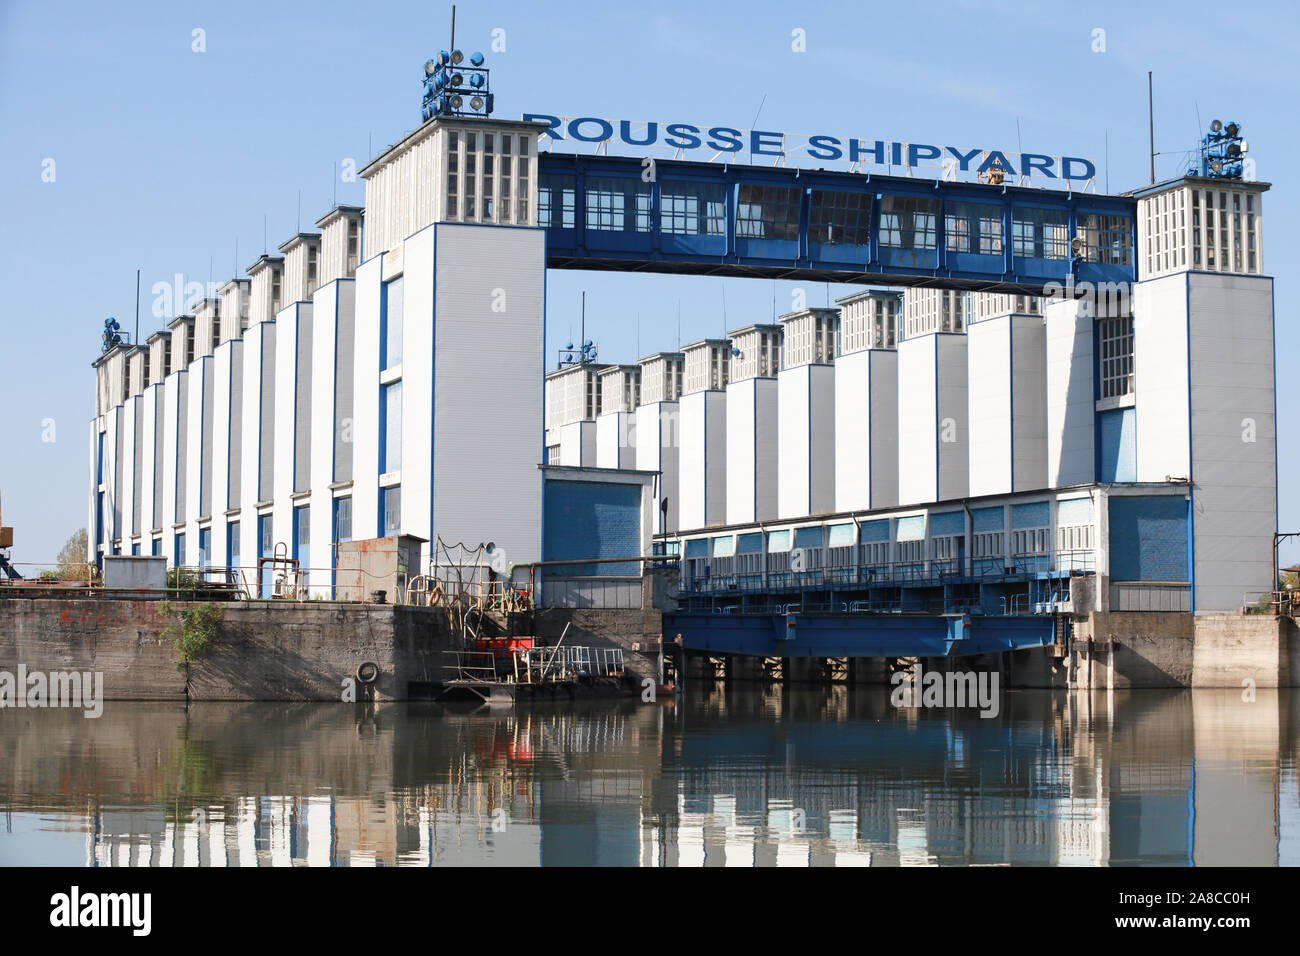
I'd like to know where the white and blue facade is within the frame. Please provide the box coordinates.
[88,96,1275,617]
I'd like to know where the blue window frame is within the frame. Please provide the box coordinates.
[333,497,353,543]
[381,277,404,371]
[293,506,310,572]
[660,181,726,236]
[380,381,402,473]
[381,486,401,536]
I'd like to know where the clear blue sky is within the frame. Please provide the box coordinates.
[1,0,1297,565]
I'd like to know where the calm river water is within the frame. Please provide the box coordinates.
[1,687,1296,866]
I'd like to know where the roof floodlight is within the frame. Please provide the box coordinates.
[450,72,464,87]
[1225,122,1240,138]
[470,72,484,88]
[470,96,484,111]
[1210,119,1223,132]
[469,51,484,66]
[437,50,450,66]
[424,60,437,75]
[1226,143,1241,158]
[450,50,464,64]
[450,94,463,109]
[1210,159,1223,172]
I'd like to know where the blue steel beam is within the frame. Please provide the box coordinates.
[666,611,1056,658]
[539,154,1137,294]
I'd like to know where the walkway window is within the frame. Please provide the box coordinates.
[736,184,800,240]
[1077,213,1132,266]
[879,195,938,250]
[539,174,575,229]
[586,177,652,232]
[809,190,871,246]
[1012,206,1069,259]
[661,181,725,236]
[945,202,1003,255]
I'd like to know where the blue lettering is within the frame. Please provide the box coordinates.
[908,144,942,166]
[1062,156,1097,180]
[890,142,902,166]
[522,113,563,139]
[620,120,659,147]
[806,135,843,161]
[750,129,784,156]
[848,139,886,164]
[664,123,702,150]
[1019,154,1057,179]
[706,126,744,152]
[569,116,614,143]
[978,150,1017,174]
[945,146,982,170]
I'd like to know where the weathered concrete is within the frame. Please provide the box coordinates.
[1072,611,1195,689]
[1191,613,1298,689]
[0,598,459,702]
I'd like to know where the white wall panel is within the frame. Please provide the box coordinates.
[1045,299,1094,488]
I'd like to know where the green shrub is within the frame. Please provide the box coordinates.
[159,601,223,668]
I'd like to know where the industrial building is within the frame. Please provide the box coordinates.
[89,56,1276,632]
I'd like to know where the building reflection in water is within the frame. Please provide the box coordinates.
[0,687,1295,867]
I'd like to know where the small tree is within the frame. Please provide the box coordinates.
[55,529,92,582]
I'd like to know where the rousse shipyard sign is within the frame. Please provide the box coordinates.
[522,113,1097,181]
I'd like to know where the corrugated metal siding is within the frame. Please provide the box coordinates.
[200,363,214,516]
[295,313,313,492]
[152,396,164,529]
[132,400,143,534]
[228,345,243,511]
[112,408,124,540]
[1099,407,1136,482]
[432,226,544,563]
[258,328,276,501]
[1110,582,1191,612]
[333,297,355,483]
[174,384,188,524]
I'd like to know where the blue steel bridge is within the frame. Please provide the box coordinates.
[537,153,1136,292]
[662,550,1077,661]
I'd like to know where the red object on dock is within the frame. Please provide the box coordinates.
[474,637,534,661]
